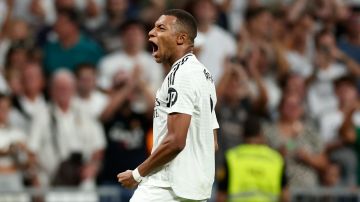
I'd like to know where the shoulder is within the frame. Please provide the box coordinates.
[211,25,236,43]
[99,52,125,65]
[169,54,205,84]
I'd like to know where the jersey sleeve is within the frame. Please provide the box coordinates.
[167,71,197,115]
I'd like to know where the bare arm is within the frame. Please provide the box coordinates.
[117,113,191,188]
[100,87,132,122]
[138,113,191,176]
[214,129,219,152]
[340,107,358,144]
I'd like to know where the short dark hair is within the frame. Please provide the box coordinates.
[245,6,268,22]
[0,93,11,104]
[243,115,262,139]
[163,9,197,44]
[74,63,97,77]
[334,75,357,89]
[118,19,145,35]
[56,8,81,27]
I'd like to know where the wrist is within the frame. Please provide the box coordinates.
[132,168,143,183]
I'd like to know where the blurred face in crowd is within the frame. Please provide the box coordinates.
[290,14,314,43]
[317,32,336,50]
[192,0,217,25]
[279,94,303,122]
[149,15,179,64]
[76,66,97,97]
[224,67,249,102]
[6,47,28,70]
[106,0,128,16]
[5,69,22,96]
[0,97,11,125]
[346,13,360,38]
[54,14,78,41]
[9,20,29,41]
[55,0,76,10]
[122,24,146,55]
[283,74,306,98]
[22,63,44,97]
[248,11,272,38]
[51,72,76,109]
[335,81,358,107]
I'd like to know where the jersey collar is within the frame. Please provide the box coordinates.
[171,52,194,69]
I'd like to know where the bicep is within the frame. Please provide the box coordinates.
[167,113,191,144]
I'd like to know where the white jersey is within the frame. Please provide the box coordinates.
[144,53,219,200]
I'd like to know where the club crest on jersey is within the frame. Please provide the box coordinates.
[166,87,178,107]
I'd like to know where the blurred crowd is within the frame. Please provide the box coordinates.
[0,0,360,201]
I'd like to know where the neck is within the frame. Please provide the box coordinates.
[198,23,211,33]
[57,102,70,113]
[79,91,91,99]
[24,92,38,102]
[245,136,264,145]
[125,48,139,57]
[61,32,79,48]
[279,117,296,125]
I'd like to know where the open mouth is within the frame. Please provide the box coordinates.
[149,41,159,55]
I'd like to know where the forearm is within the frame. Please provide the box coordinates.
[252,76,268,113]
[100,92,128,122]
[339,53,360,76]
[340,110,357,144]
[138,135,183,177]
[304,154,328,171]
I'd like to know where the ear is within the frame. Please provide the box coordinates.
[176,33,187,45]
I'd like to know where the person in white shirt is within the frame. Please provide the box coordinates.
[29,70,106,188]
[10,62,47,133]
[98,19,164,93]
[117,9,219,202]
[191,0,236,83]
[307,29,360,119]
[0,93,32,192]
[319,76,359,186]
[74,63,108,119]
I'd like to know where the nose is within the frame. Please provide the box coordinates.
[148,28,156,38]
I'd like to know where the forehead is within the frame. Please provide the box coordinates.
[155,15,177,27]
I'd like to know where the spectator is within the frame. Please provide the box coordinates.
[97,19,163,113]
[42,8,103,75]
[11,0,56,28]
[191,0,236,83]
[320,76,359,186]
[0,93,32,191]
[308,29,360,119]
[339,94,360,186]
[54,0,106,31]
[216,0,260,34]
[285,13,315,78]
[338,12,360,63]
[28,70,106,188]
[92,0,129,53]
[279,73,307,100]
[99,69,151,201]
[215,56,267,170]
[74,63,108,119]
[217,116,287,202]
[264,93,328,187]
[9,62,47,133]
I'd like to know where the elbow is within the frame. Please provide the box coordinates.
[168,135,186,153]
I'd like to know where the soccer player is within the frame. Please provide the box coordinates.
[117,9,219,202]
